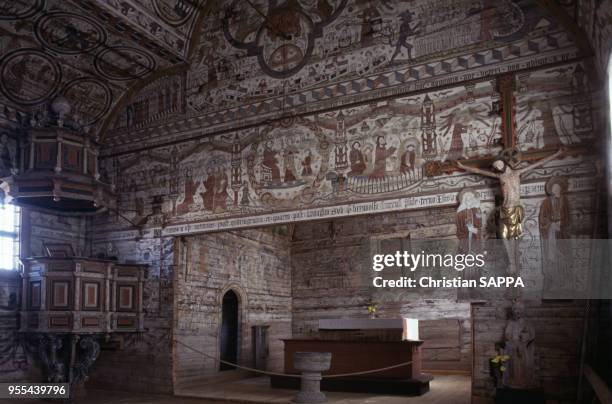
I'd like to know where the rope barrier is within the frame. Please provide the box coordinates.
[175,340,413,379]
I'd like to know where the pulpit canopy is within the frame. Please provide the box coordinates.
[0,97,115,214]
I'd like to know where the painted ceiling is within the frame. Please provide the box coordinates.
[0,0,599,148]
[0,0,203,132]
[102,0,594,152]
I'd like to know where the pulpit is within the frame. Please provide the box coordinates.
[271,318,432,396]
[21,257,145,333]
[0,96,115,214]
[20,256,146,393]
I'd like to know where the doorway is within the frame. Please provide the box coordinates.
[219,290,239,371]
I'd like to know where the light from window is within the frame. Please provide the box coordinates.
[0,203,20,270]
[609,57,612,136]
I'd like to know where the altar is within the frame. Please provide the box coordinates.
[271,318,432,396]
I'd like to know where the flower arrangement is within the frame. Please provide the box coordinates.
[489,354,510,387]
[367,303,377,319]
[490,354,509,369]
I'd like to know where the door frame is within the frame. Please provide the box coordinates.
[217,284,248,370]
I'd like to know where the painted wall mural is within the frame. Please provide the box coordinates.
[222,0,348,78]
[103,61,599,232]
[516,63,598,152]
[106,0,580,150]
[186,0,543,112]
[113,73,185,130]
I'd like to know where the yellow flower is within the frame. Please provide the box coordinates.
[491,357,500,363]
[500,366,506,372]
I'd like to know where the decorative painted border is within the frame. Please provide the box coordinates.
[93,175,598,239]
[103,37,580,153]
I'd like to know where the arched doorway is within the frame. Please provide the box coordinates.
[219,290,239,371]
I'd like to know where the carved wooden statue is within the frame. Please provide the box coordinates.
[503,301,537,389]
[454,149,564,239]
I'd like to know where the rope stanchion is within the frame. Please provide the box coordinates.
[175,339,413,379]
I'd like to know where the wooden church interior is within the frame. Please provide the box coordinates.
[0,0,611,403]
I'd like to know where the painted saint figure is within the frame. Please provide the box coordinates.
[301,150,313,176]
[176,172,198,215]
[370,136,396,179]
[456,190,482,254]
[349,141,366,176]
[539,177,572,291]
[539,177,569,240]
[262,142,281,182]
[214,167,229,213]
[202,167,216,211]
[399,144,417,180]
[198,166,230,213]
[240,181,250,206]
[284,149,297,182]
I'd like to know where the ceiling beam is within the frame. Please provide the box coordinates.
[535,0,600,79]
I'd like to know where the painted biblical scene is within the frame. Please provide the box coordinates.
[115,78,505,222]
[103,0,581,149]
[515,62,598,152]
[182,0,555,116]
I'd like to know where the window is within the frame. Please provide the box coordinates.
[0,203,20,270]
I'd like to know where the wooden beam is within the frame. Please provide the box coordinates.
[497,74,517,149]
[425,145,589,177]
[583,365,612,404]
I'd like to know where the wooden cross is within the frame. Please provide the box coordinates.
[497,74,517,149]
[424,73,585,178]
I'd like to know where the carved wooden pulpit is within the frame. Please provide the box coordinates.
[20,256,146,394]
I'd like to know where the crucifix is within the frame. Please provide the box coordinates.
[478,75,568,222]
[454,148,565,240]
[453,148,564,277]
[443,74,567,277]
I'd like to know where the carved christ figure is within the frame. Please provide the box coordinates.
[454,149,564,239]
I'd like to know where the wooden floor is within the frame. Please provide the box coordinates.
[175,374,470,403]
[0,374,470,404]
